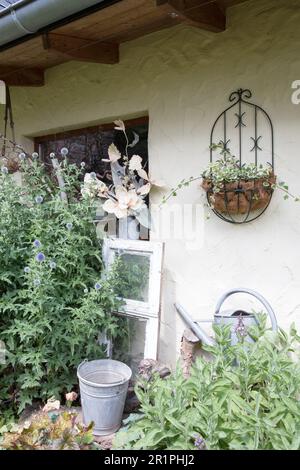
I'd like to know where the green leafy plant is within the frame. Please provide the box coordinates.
[0,409,97,450]
[202,144,273,193]
[114,321,300,450]
[162,143,300,206]
[0,147,125,415]
[0,409,15,440]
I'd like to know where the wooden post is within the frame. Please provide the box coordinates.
[51,158,68,204]
[180,328,201,378]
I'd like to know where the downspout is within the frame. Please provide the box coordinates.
[0,0,108,47]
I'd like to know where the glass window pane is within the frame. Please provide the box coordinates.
[112,317,147,376]
[115,252,150,302]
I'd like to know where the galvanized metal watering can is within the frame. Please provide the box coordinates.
[176,288,278,347]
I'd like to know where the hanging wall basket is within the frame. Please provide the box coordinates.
[207,88,275,224]
[202,175,276,215]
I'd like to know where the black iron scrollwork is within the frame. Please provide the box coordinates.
[208,88,275,224]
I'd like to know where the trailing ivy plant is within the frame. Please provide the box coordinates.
[114,320,300,450]
[0,148,125,415]
[161,143,300,204]
[202,144,272,194]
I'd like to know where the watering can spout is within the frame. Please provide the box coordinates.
[175,303,215,347]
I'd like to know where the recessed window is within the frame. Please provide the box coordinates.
[34,116,149,239]
[34,116,149,187]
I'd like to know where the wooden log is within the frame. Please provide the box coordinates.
[43,33,119,64]
[156,0,226,32]
[51,158,68,204]
[180,328,201,377]
[0,67,44,87]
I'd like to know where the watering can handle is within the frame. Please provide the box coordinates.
[215,288,278,331]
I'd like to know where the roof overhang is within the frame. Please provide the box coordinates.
[0,0,120,50]
[0,0,250,87]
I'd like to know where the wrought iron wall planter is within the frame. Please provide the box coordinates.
[205,88,275,224]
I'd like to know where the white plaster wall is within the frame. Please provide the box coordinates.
[3,0,300,366]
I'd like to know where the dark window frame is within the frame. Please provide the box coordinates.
[34,116,149,149]
[34,115,150,240]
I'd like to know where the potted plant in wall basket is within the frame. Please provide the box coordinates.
[201,144,277,215]
[162,142,299,221]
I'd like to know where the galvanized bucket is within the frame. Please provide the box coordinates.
[77,359,132,436]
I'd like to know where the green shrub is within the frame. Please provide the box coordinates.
[114,321,300,450]
[0,153,124,414]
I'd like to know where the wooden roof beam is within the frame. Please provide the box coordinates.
[43,33,119,64]
[0,67,45,86]
[157,0,226,32]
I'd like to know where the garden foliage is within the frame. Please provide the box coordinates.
[0,153,124,414]
[114,320,300,450]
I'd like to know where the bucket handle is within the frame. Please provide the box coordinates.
[77,358,88,371]
[215,288,278,331]
[79,358,88,365]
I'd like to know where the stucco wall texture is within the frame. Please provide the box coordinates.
[3,0,300,366]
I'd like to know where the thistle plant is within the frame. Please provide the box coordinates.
[0,144,125,415]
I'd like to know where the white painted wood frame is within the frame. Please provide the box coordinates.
[103,239,164,359]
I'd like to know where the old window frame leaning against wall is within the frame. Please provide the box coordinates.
[103,239,164,360]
